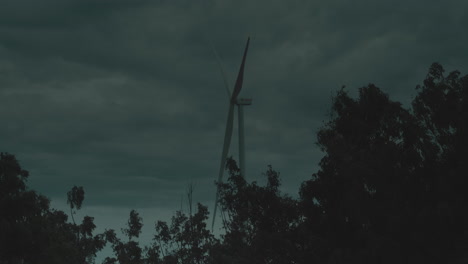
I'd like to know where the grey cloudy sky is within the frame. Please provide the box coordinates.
[1,0,468,258]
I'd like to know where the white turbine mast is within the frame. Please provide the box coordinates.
[211,37,251,231]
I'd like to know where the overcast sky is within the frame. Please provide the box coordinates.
[1,0,467,259]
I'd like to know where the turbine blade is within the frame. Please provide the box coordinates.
[231,37,250,102]
[210,42,232,99]
[212,102,235,230]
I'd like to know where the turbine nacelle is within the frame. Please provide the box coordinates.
[236,98,252,105]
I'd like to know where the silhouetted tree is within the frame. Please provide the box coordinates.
[300,63,468,263]
[215,157,301,264]
[104,210,144,264]
[152,186,217,264]
[0,153,106,264]
[76,215,106,264]
[67,185,85,225]
[412,63,468,263]
[0,153,71,263]
[65,185,106,264]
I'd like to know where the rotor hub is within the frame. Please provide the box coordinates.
[236,98,252,105]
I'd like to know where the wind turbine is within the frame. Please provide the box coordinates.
[211,37,251,230]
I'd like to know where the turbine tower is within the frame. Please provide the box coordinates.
[211,37,251,230]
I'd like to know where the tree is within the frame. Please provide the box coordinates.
[66,185,106,264]
[300,84,424,262]
[152,184,217,264]
[412,63,468,262]
[74,215,106,264]
[0,153,106,264]
[104,210,144,264]
[67,185,85,225]
[299,63,468,263]
[215,157,301,264]
[0,152,70,264]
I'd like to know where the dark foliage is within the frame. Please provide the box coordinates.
[213,158,300,263]
[300,63,468,263]
[0,153,105,264]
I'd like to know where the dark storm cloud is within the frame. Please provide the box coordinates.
[0,0,211,81]
[1,0,468,213]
